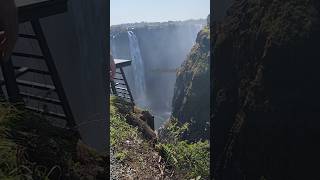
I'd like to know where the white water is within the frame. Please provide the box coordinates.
[110,36,118,57]
[127,31,148,108]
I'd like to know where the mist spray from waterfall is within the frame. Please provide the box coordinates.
[127,30,148,108]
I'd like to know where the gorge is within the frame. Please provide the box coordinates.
[110,19,206,129]
[110,18,211,179]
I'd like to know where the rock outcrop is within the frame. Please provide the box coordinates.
[110,96,175,179]
[213,0,320,179]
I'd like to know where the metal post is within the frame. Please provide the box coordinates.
[110,80,118,95]
[120,67,134,105]
[0,58,22,103]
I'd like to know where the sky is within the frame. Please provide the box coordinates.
[110,0,210,25]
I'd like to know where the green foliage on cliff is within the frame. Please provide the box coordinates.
[172,24,210,141]
[110,96,140,148]
[157,119,209,179]
[163,24,211,178]
[157,141,209,179]
[110,96,169,179]
[111,96,209,179]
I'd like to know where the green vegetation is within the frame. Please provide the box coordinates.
[0,102,106,179]
[110,96,140,148]
[0,103,53,179]
[161,22,210,179]
[111,95,209,179]
[115,150,128,162]
[171,25,210,141]
[157,119,210,179]
[110,96,170,179]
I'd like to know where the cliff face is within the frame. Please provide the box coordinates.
[171,24,210,141]
[213,0,320,179]
[213,0,234,21]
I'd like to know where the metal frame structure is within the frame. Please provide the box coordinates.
[0,0,76,128]
[110,59,135,105]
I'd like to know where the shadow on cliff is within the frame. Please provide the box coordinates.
[213,0,320,179]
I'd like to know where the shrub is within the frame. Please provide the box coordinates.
[110,112,139,147]
[115,150,128,162]
[157,119,209,179]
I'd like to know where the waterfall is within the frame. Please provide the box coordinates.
[110,36,118,57]
[127,30,147,107]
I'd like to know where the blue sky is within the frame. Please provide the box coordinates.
[111,0,210,25]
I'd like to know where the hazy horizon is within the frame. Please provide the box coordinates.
[110,18,206,27]
[111,0,210,26]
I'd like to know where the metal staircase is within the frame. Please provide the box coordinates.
[0,19,76,128]
[110,60,135,105]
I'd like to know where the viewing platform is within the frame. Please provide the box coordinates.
[114,59,132,68]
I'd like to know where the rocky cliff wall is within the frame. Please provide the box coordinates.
[171,24,210,141]
[213,0,320,179]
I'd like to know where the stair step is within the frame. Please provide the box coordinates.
[20,92,61,105]
[15,67,29,77]
[19,34,37,39]
[115,87,127,91]
[119,91,130,95]
[113,77,124,81]
[115,82,127,86]
[117,94,131,100]
[17,79,55,91]
[14,66,50,75]
[0,67,30,85]
[25,106,67,120]
[12,52,44,60]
